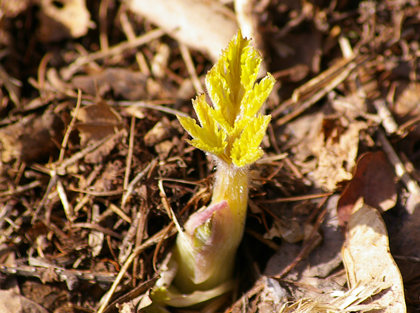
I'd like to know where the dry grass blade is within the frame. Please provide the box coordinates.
[272,55,369,125]
[61,28,165,80]
[378,129,420,195]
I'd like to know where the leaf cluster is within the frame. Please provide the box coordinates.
[178,30,275,167]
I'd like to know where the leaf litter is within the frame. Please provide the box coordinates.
[1,0,420,312]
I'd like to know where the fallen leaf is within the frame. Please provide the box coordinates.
[128,0,237,62]
[37,0,91,42]
[75,101,123,163]
[144,117,172,147]
[264,218,305,243]
[390,193,420,305]
[342,199,406,312]
[265,196,345,304]
[0,290,49,313]
[155,140,174,161]
[394,82,420,117]
[393,82,420,137]
[257,276,288,313]
[284,112,366,191]
[0,110,63,163]
[332,93,368,121]
[71,68,148,101]
[310,119,366,191]
[337,151,397,228]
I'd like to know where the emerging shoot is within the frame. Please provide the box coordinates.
[152,29,275,307]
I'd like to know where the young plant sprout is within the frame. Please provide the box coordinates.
[151,29,275,307]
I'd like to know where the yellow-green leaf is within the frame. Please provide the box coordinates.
[231,115,271,167]
[178,29,275,167]
[177,95,227,157]
[241,73,275,118]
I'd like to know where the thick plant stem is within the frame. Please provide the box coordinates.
[172,161,249,293]
[156,30,276,307]
[211,161,249,236]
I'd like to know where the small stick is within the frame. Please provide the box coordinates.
[107,202,132,224]
[62,28,165,80]
[56,178,73,222]
[0,180,42,197]
[245,228,280,251]
[257,192,333,203]
[179,43,204,94]
[69,188,125,196]
[58,86,82,163]
[32,172,58,223]
[119,11,151,76]
[378,129,420,195]
[133,205,148,286]
[397,114,420,136]
[373,99,398,134]
[272,206,328,279]
[88,99,189,118]
[99,0,110,51]
[72,223,124,240]
[123,116,136,210]
[74,194,91,213]
[122,159,158,207]
[0,264,117,284]
[37,52,53,98]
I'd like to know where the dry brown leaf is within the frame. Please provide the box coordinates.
[144,117,172,147]
[283,111,324,170]
[393,82,420,137]
[264,219,302,243]
[337,151,397,228]
[310,120,366,191]
[75,101,124,163]
[0,289,49,313]
[37,0,91,42]
[332,93,368,121]
[284,112,366,191]
[155,140,174,161]
[265,197,345,305]
[394,82,420,117]
[128,0,237,62]
[71,68,148,101]
[76,101,122,144]
[0,110,63,163]
[257,276,288,313]
[342,199,406,312]
[390,193,420,283]
[117,301,136,313]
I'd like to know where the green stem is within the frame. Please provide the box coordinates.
[211,160,249,236]
[172,160,249,294]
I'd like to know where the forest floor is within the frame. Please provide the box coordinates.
[1,0,420,312]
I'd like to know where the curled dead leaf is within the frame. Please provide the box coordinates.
[337,151,397,228]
